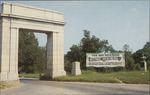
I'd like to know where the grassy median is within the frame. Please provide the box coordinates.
[18,71,149,84]
[53,71,149,84]
[19,73,40,78]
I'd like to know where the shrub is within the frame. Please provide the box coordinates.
[86,67,95,71]
[134,63,141,71]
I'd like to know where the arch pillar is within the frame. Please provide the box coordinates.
[45,31,66,78]
[0,25,19,81]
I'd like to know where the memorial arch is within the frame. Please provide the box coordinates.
[0,3,66,81]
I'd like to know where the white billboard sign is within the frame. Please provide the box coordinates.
[86,53,125,67]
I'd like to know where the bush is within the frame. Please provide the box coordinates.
[39,74,52,80]
[64,58,72,73]
[134,63,141,71]
[94,67,125,73]
[113,66,125,72]
[86,67,95,71]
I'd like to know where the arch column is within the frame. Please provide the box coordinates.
[0,23,19,81]
[45,31,66,79]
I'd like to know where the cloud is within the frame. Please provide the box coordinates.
[132,8,137,12]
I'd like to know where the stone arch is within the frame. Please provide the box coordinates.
[0,3,66,81]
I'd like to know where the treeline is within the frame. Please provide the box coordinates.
[19,30,150,74]
[65,30,150,72]
[18,31,46,74]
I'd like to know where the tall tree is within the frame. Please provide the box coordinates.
[67,45,83,62]
[143,42,150,48]
[81,30,103,53]
[133,42,150,69]
[66,30,116,70]
[123,44,135,71]
[19,31,46,73]
[101,40,115,52]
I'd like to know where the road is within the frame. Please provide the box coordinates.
[1,78,149,95]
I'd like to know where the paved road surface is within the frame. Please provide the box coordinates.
[1,78,149,95]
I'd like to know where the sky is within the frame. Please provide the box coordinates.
[1,1,149,54]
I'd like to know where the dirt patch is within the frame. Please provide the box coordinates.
[115,78,124,84]
[0,81,22,89]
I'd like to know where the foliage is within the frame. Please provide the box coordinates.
[64,55,72,73]
[19,73,40,78]
[67,45,83,62]
[133,63,141,71]
[66,30,115,70]
[124,51,135,71]
[95,67,125,73]
[133,42,150,69]
[81,30,102,53]
[65,30,149,72]
[123,44,131,52]
[123,44,135,71]
[144,42,150,48]
[19,31,46,74]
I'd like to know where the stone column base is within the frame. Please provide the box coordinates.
[44,70,66,79]
[52,70,66,78]
[0,72,19,82]
[71,69,81,76]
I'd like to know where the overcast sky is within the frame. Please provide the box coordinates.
[1,1,149,54]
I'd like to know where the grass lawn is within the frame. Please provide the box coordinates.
[19,73,40,78]
[18,71,149,84]
[53,71,150,84]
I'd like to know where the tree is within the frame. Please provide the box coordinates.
[80,30,113,53]
[123,44,135,71]
[67,45,83,62]
[123,44,132,52]
[19,31,46,73]
[101,40,116,52]
[143,42,150,48]
[66,30,116,70]
[64,55,72,73]
[79,30,103,69]
[133,42,150,69]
